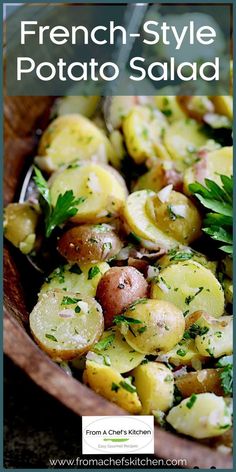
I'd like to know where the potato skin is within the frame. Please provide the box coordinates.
[96,266,148,328]
[175,369,224,398]
[147,190,202,245]
[58,224,123,263]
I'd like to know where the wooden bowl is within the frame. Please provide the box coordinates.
[3,95,233,469]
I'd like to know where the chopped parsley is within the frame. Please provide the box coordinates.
[176,349,187,357]
[185,287,203,305]
[183,324,209,340]
[69,264,82,275]
[186,394,197,409]
[168,249,193,262]
[75,305,81,313]
[94,334,115,352]
[119,379,136,393]
[162,109,172,117]
[114,315,142,326]
[61,296,81,306]
[137,326,147,334]
[88,266,100,280]
[45,333,58,342]
[219,364,233,395]
[128,298,148,311]
[111,382,120,392]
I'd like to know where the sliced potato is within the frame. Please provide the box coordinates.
[90,327,145,373]
[50,163,127,223]
[39,262,109,298]
[57,224,122,263]
[184,147,233,194]
[83,360,142,414]
[177,96,214,122]
[123,190,180,249]
[109,130,126,168]
[163,118,207,171]
[175,368,224,397]
[4,202,39,254]
[37,114,117,172]
[133,362,174,414]
[146,190,201,245]
[133,161,182,193]
[163,338,204,369]
[118,299,185,354]
[194,315,233,358]
[52,96,100,118]
[210,96,233,120]
[158,249,217,274]
[151,260,224,318]
[154,95,186,122]
[166,393,232,439]
[123,105,169,164]
[104,96,138,130]
[29,290,104,361]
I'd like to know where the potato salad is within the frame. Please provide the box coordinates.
[4,92,233,451]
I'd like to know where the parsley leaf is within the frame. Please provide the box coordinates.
[69,264,82,275]
[45,333,58,342]
[183,323,209,340]
[219,364,233,395]
[33,167,85,237]
[186,394,197,409]
[189,175,233,255]
[94,334,115,352]
[88,266,100,280]
[61,296,81,306]
[114,315,142,326]
[119,379,136,393]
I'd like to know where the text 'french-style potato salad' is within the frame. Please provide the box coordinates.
[4,92,233,451]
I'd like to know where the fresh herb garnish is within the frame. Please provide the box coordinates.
[137,326,147,334]
[111,382,120,392]
[185,287,203,305]
[189,175,233,255]
[219,364,233,395]
[88,266,100,280]
[186,394,197,409]
[45,333,58,342]
[94,334,115,352]
[183,324,209,340]
[114,315,142,326]
[176,349,186,357]
[33,167,86,237]
[168,249,193,262]
[119,379,136,393]
[69,264,82,275]
[61,296,81,306]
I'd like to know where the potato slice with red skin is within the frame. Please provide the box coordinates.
[96,266,148,328]
[175,369,224,398]
[58,224,123,264]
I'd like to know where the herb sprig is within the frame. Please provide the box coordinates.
[34,167,85,237]
[189,175,233,255]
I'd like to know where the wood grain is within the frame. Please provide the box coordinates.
[3,95,233,469]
